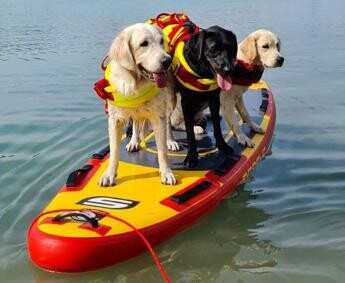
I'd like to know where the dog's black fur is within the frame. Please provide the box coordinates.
[177,26,238,168]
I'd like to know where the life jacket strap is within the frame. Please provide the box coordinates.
[172,41,219,92]
[176,64,214,91]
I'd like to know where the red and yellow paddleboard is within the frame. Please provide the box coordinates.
[27,81,276,272]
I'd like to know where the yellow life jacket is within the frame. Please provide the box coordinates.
[148,13,219,92]
[104,61,160,108]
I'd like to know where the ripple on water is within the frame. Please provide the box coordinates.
[0,113,107,244]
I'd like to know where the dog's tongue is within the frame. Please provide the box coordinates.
[153,72,167,88]
[216,73,232,91]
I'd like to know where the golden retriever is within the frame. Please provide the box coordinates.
[220,29,284,147]
[98,23,177,187]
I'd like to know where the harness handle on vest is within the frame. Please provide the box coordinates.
[154,13,191,29]
[154,13,170,28]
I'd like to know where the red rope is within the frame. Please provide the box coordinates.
[30,209,171,283]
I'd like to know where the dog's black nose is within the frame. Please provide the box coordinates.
[277,56,284,66]
[161,56,172,70]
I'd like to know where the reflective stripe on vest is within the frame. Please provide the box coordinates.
[104,62,160,108]
[171,41,219,92]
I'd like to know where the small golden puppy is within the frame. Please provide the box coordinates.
[220,29,284,147]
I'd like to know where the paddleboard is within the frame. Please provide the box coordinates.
[27,80,275,272]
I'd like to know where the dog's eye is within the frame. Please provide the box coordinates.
[262,44,269,49]
[160,38,164,45]
[140,40,148,47]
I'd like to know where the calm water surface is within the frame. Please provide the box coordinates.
[1,0,345,282]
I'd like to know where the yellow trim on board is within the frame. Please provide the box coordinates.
[250,80,268,90]
[242,115,270,158]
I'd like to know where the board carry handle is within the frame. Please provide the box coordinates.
[52,211,99,228]
[171,180,212,204]
[66,164,93,187]
[92,145,110,160]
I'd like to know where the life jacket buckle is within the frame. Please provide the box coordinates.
[93,78,114,101]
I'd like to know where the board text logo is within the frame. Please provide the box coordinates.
[77,196,139,210]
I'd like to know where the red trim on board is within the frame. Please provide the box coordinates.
[78,222,112,237]
[39,217,65,225]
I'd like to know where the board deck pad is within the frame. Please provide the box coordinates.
[27,81,276,272]
[121,87,264,170]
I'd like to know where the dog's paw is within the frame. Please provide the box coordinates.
[183,151,199,168]
[125,140,140,152]
[167,139,182,152]
[251,123,265,134]
[237,133,255,148]
[161,170,177,186]
[193,125,205,135]
[98,171,117,187]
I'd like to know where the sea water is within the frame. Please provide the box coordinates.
[1,0,345,282]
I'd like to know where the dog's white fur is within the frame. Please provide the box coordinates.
[170,29,283,147]
[98,23,176,187]
[126,87,180,152]
[220,29,283,147]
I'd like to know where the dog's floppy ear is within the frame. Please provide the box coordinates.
[239,35,257,64]
[109,31,136,71]
[195,29,206,61]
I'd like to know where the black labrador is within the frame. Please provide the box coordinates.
[177,26,238,168]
